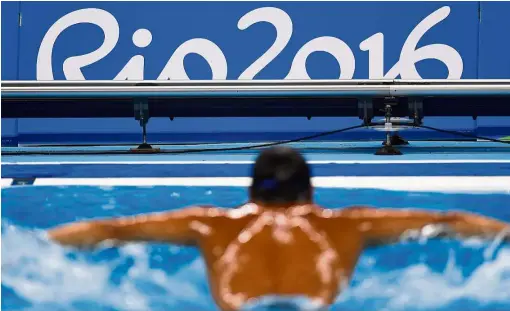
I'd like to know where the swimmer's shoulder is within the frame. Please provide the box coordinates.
[307,205,378,219]
[193,203,262,221]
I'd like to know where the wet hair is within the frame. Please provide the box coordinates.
[250,146,312,206]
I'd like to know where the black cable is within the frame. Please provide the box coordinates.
[4,123,509,156]
[162,124,366,154]
[416,125,510,145]
[25,141,225,147]
[2,124,366,155]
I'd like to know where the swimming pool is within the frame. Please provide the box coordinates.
[2,142,510,311]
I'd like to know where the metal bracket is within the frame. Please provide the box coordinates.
[408,97,423,125]
[134,98,149,127]
[374,104,403,155]
[358,98,373,126]
[132,97,157,151]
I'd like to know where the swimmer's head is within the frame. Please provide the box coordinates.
[250,146,312,207]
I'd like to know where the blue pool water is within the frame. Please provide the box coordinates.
[2,186,510,311]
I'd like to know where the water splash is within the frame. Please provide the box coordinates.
[483,228,510,260]
[2,221,509,311]
[337,249,510,311]
[1,221,216,311]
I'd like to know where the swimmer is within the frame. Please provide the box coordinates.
[48,146,510,311]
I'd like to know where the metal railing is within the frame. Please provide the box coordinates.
[3,79,510,98]
[2,79,510,154]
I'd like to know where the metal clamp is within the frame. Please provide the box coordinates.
[408,97,423,125]
[358,98,373,125]
[133,98,151,148]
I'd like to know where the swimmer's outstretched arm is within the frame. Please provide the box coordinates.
[48,206,216,248]
[341,207,510,246]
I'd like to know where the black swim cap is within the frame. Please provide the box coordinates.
[250,146,312,205]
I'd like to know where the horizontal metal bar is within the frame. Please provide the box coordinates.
[2,80,391,98]
[392,79,510,85]
[3,80,510,98]
[1,86,390,98]
[391,85,510,96]
[1,79,392,87]
[4,79,510,87]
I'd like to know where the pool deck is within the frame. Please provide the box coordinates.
[2,141,510,193]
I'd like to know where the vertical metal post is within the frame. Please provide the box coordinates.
[375,104,402,155]
[132,97,159,152]
[142,116,148,145]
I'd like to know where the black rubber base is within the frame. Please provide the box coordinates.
[382,134,409,146]
[136,143,153,150]
[375,144,403,155]
[130,143,161,153]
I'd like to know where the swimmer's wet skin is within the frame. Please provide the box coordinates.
[47,147,510,311]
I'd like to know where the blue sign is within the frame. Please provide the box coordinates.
[3,2,510,80]
[2,2,510,145]
[5,2,487,80]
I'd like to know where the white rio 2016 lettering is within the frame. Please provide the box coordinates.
[37,8,119,80]
[237,7,293,80]
[36,6,463,80]
[359,6,463,79]
[286,36,356,80]
[157,38,227,80]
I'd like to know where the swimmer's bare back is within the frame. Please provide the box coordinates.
[48,204,509,311]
